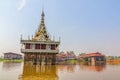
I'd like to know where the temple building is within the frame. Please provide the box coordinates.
[78,52,106,65]
[4,52,23,60]
[20,10,60,65]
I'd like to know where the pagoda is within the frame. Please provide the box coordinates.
[20,10,60,65]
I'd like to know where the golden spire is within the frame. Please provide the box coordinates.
[33,10,49,41]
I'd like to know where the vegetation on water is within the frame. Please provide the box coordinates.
[56,59,78,65]
[0,58,23,62]
[66,59,77,64]
[78,57,90,62]
[0,58,4,61]
[106,56,120,60]
[4,59,24,62]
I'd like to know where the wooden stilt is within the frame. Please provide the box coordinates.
[24,52,57,65]
[40,54,41,65]
[45,54,47,65]
[52,54,56,65]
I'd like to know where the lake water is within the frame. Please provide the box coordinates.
[0,61,120,80]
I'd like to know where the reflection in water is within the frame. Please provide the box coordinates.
[19,63,58,80]
[19,62,106,80]
[2,61,22,71]
[79,62,106,72]
[107,61,120,65]
[57,65,76,73]
[1,61,120,80]
[0,62,23,80]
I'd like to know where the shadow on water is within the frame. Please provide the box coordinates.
[19,62,58,80]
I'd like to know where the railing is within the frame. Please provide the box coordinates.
[21,49,59,53]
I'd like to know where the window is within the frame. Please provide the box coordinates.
[25,43,30,49]
[51,44,55,50]
[35,44,40,49]
[41,44,46,49]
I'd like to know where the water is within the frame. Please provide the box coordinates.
[0,61,120,80]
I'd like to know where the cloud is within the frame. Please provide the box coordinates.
[18,0,26,11]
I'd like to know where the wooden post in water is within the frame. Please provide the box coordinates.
[52,54,56,65]
[45,54,47,65]
[40,54,42,65]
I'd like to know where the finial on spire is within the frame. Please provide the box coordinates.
[42,11,45,16]
[41,7,45,17]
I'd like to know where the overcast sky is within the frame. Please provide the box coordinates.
[0,0,120,56]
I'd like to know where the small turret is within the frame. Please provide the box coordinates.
[20,34,22,40]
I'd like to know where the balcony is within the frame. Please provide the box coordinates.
[21,49,59,53]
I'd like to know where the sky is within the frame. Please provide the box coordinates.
[0,0,120,56]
